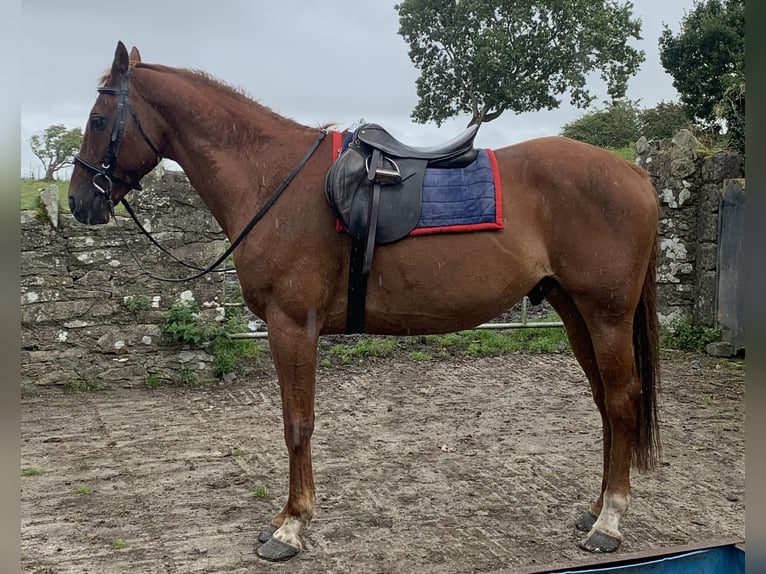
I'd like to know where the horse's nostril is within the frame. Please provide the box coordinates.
[68,195,76,211]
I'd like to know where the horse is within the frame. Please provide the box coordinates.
[69,42,661,562]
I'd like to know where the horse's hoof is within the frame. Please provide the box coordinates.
[574,510,598,532]
[257,536,300,562]
[257,522,279,543]
[578,529,622,553]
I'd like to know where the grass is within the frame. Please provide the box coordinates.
[408,350,432,361]
[21,178,70,210]
[424,327,569,356]
[330,337,397,364]
[608,146,634,161]
[112,538,127,549]
[212,337,261,377]
[175,365,200,387]
[253,485,269,498]
[321,324,570,366]
[145,373,161,389]
[76,484,93,495]
[21,178,125,213]
[22,468,41,477]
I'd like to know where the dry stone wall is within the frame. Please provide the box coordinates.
[635,130,743,329]
[21,171,228,389]
[21,135,744,387]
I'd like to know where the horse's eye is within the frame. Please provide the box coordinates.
[90,116,107,132]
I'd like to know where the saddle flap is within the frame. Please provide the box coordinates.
[325,143,424,244]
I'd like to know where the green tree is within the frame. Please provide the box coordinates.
[638,100,691,142]
[561,100,696,148]
[395,0,645,127]
[658,0,744,140]
[713,71,745,156]
[28,124,83,181]
[560,100,641,148]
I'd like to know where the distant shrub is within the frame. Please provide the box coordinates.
[561,100,641,149]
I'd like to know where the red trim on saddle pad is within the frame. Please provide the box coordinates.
[331,130,344,162]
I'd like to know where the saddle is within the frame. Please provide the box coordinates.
[325,123,478,256]
[324,122,480,333]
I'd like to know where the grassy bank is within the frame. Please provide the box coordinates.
[21,179,70,211]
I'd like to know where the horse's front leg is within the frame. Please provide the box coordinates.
[256,311,318,562]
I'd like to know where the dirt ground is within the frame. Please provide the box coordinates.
[20,348,745,574]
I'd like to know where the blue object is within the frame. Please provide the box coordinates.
[547,544,744,574]
[417,149,500,230]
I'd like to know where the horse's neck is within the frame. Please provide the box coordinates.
[136,67,315,238]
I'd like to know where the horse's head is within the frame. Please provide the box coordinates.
[69,41,161,224]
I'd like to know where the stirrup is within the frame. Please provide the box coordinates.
[365,155,402,185]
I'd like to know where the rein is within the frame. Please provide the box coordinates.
[75,67,327,282]
[119,128,328,282]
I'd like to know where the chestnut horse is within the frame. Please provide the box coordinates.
[69,42,661,562]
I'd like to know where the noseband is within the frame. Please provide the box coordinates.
[73,70,161,206]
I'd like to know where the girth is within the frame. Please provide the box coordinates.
[325,123,480,333]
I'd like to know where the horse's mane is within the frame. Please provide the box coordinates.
[99,63,310,131]
[142,64,257,105]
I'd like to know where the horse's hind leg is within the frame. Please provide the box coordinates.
[549,287,642,552]
[582,316,643,552]
[546,287,610,533]
[255,310,318,562]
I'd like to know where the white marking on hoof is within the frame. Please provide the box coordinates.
[273,516,304,550]
[591,492,629,540]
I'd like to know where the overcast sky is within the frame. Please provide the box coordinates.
[20,0,694,178]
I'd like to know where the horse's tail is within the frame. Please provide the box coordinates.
[632,234,662,471]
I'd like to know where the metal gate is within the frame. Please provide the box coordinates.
[715,179,745,352]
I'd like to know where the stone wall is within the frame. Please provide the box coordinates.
[21,171,229,389]
[635,130,744,328]
[21,136,744,388]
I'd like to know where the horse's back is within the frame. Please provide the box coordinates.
[496,135,652,196]
[494,135,657,230]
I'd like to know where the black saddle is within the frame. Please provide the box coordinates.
[354,123,479,164]
[325,123,479,247]
[324,122,480,334]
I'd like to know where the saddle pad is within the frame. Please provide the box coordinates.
[413,148,503,235]
[330,131,503,236]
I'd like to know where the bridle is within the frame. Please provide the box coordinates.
[73,68,328,282]
[73,70,161,208]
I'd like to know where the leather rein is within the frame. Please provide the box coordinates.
[74,70,327,282]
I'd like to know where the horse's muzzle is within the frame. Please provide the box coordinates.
[68,191,111,225]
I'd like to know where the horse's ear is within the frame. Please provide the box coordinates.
[111,41,130,78]
[129,46,142,64]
